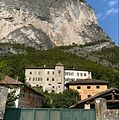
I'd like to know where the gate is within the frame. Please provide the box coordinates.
[4,108,96,120]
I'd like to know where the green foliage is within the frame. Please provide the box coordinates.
[0,60,9,80]
[43,89,80,108]
[32,85,43,93]
[94,47,119,65]
[0,44,119,88]
[6,90,18,107]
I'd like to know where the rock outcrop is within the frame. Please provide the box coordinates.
[0,0,112,50]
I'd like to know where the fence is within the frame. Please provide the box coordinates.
[4,108,96,120]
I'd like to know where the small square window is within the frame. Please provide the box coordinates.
[77,86,81,89]
[52,90,54,92]
[52,78,54,81]
[52,86,54,88]
[87,86,91,89]
[96,86,100,89]
[22,94,25,97]
[77,73,79,76]
[84,73,86,76]
[47,78,49,81]
[58,70,61,74]
[30,72,32,74]
[80,73,83,76]
[87,95,91,98]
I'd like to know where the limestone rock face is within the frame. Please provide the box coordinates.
[0,0,111,49]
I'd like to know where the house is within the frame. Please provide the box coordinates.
[69,88,119,109]
[18,85,44,108]
[65,79,109,100]
[0,76,44,108]
[25,63,92,93]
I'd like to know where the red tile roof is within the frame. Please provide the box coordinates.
[0,76,23,85]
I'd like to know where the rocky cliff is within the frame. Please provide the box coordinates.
[0,0,112,50]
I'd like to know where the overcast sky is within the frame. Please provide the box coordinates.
[86,0,119,46]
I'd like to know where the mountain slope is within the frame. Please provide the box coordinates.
[0,0,112,49]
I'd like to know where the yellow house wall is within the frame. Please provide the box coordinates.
[69,85,107,100]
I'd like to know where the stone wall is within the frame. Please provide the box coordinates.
[95,98,119,120]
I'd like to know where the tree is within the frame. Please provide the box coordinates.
[6,90,18,107]
[32,85,43,93]
[0,60,7,80]
[43,89,80,108]
[61,89,80,108]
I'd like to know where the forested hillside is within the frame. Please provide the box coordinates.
[0,43,119,88]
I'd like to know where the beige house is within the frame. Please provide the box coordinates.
[65,79,109,100]
[25,63,92,93]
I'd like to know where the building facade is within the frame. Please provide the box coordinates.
[0,76,44,108]
[65,79,109,100]
[25,63,92,93]
[18,85,44,108]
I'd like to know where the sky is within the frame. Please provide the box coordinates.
[86,0,119,46]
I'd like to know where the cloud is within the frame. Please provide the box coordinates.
[97,13,105,20]
[108,0,118,7]
[106,8,118,16]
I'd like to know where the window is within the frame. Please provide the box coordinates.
[33,78,35,81]
[77,86,81,89]
[52,78,54,81]
[87,95,91,98]
[88,72,90,74]
[58,70,61,74]
[96,86,100,89]
[84,73,86,76]
[22,93,25,97]
[49,84,51,85]
[52,71,54,75]
[23,90,25,97]
[70,72,74,76]
[77,73,79,76]
[58,86,60,88]
[80,73,83,76]
[30,72,32,74]
[87,86,91,89]
[47,71,49,74]
[52,90,54,92]
[47,78,49,81]
[52,86,54,88]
